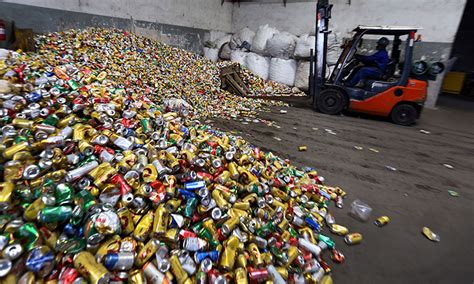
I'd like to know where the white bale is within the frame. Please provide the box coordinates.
[327,32,342,65]
[252,25,278,54]
[203,47,219,62]
[294,34,316,58]
[215,34,232,49]
[295,61,311,91]
[230,50,248,67]
[269,58,297,86]
[0,49,10,60]
[231,28,256,48]
[246,53,270,80]
[266,32,297,59]
[219,42,232,60]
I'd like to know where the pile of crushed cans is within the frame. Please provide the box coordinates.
[0,28,349,283]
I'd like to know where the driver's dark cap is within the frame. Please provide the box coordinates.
[377,37,389,46]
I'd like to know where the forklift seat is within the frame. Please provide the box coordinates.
[364,79,398,93]
[382,59,397,80]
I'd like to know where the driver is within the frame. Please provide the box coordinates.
[346,37,390,87]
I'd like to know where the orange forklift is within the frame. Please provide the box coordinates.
[309,0,442,125]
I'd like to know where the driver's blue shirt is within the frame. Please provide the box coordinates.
[358,50,389,72]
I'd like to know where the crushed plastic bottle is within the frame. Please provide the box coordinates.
[349,199,373,222]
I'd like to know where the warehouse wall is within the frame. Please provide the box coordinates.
[232,0,467,107]
[0,0,233,53]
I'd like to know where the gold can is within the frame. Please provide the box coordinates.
[23,197,46,221]
[3,141,30,159]
[129,269,146,284]
[329,224,349,236]
[298,145,307,151]
[277,218,289,233]
[248,243,263,267]
[219,235,239,271]
[117,207,135,235]
[286,246,298,267]
[161,228,179,245]
[169,254,189,284]
[0,182,14,209]
[132,211,154,242]
[12,118,34,129]
[235,267,248,284]
[233,201,250,211]
[221,215,240,235]
[236,253,247,268]
[73,251,110,284]
[211,190,229,210]
[374,216,390,227]
[153,204,169,235]
[96,235,121,259]
[276,267,288,280]
[202,218,218,239]
[165,199,182,212]
[135,238,160,267]
[228,162,239,179]
[344,233,363,245]
[78,140,94,156]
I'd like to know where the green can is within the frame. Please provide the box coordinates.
[184,197,198,218]
[140,118,152,133]
[55,183,74,205]
[39,206,73,223]
[43,114,59,126]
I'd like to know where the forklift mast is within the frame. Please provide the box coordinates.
[310,0,333,107]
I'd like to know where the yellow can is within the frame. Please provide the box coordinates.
[153,205,169,236]
[135,238,160,267]
[0,182,14,209]
[234,267,248,284]
[344,233,363,245]
[73,251,110,284]
[330,224,349,236]
[298,145,307,151]
[132,211,154,242]
[374,216,390,227]
[169,254,189,284]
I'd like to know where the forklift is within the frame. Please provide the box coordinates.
[309,0,441,125]
[221,0,441,125]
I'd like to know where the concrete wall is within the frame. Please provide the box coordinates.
[0,0,233,53]
[2,0,233,32]
[232,0,467,107]
[233,0,465,42]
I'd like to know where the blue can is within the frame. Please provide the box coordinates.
[26,92,43,103]
[25,246,55,277]
[194,250,219,263]
[305,216,321,232]
[184,180,206,190]
[104,252,135,271]
[178,188,196,199]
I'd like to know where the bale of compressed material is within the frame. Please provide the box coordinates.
[266,32,297,59]
[269,58,297,86]
[215,34,232,50]
[295,61,311,91]
[219,42,232,60]
[327,32,342,65]
[294,34,316,58]
[251,24,278,54]
[230,27,255,49]
[246,52,270,80]
[230,50,248,67]
[203,47,219,62]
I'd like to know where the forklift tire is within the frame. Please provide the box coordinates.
[390,104,417,126]
[317,89,347,115]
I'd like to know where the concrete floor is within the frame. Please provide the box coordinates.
[213,96,474,283]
